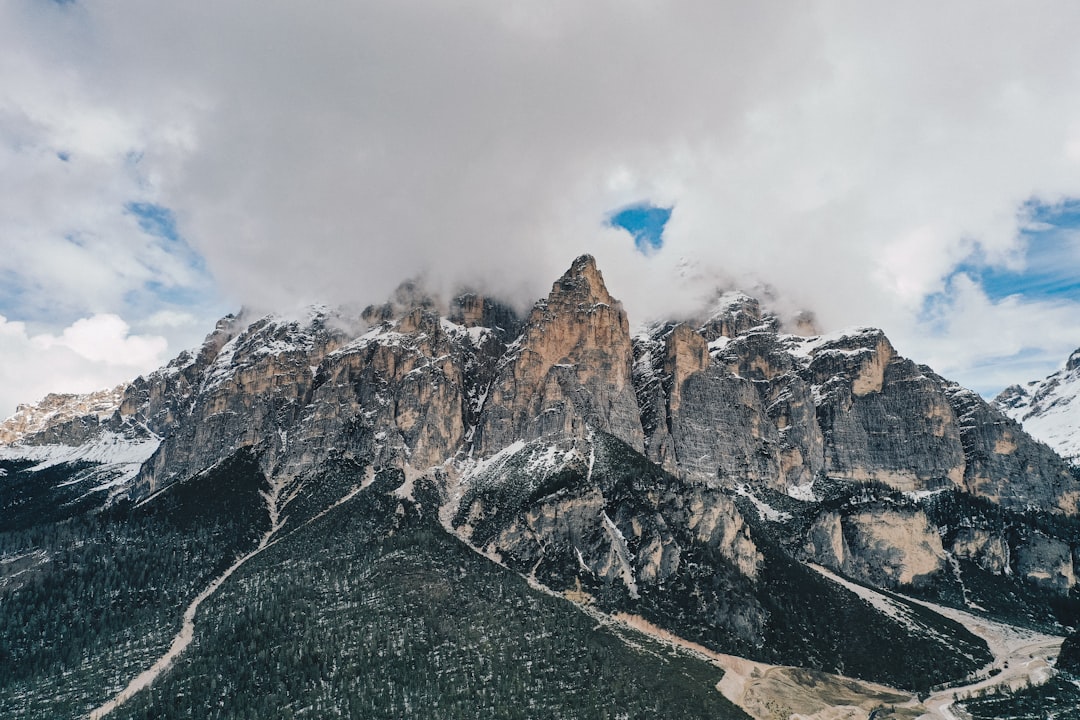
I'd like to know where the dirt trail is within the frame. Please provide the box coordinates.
[605,612,921,720]
[806,563,1064,720]
[907,595,1062,720]
[87,477,290,719]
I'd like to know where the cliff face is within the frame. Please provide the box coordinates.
[4,254,1079,612]
[0,386,127,446]
[805,507,945,588]
[634,317,1077,515]
[476,255,645,455]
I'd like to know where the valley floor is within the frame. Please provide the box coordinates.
[907,595,1062,720]
[577,564,1066,720]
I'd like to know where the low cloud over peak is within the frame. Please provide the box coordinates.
[3,0,1080,408]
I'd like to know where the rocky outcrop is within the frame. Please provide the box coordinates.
[950,525,1010,575]
[1014,531,1076,592]
[475,255,645,455]
[632,312,1080,516]
[136,309,350,491]
[4,254,1079,623]
[452,432,764,644]
[0,385,127,445]
[805,506,945,588]
[946,383,1079,514]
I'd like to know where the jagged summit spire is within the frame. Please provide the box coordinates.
[548,253,616,308]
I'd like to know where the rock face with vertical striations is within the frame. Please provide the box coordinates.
[475,255,645,456]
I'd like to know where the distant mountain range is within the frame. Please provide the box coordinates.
[995,347,1080,465]
[2,255,1079,719]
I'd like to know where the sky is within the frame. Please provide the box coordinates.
[3,0,1080,418]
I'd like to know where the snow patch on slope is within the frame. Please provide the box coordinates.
[0,432,160,489]
[736,484,792,522]
[996,348,1080,464]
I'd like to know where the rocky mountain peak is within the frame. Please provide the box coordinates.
[547,253,615,309]
[994,344,1080,466]
[361,279,439,325]
[0,385,127,445]
[475,255,644,455]
[448,292,523,340]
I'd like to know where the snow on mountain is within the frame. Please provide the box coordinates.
[995,348,1080,464]
[0,385,126,444]
[0,431,161,493]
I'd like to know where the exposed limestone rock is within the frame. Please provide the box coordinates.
[630,296,1080,516]
[0,385,127,445]
[476,255,644,455]
[804,511,848,570]
[1015,532,1076,592]
[448,292,523,339]
[680,487,762,579]
[698,291,771,342]
[950,526,1010,575]
[137,310,350,491]
[843,509,945,587]
[807,333,967,492]
[806,507,945,588]
[450,432,764,647]
[944,382,1078,513]
[5,254,1078,622]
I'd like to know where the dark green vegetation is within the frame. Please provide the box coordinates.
[0,452,268,719]
[0,458,107,531]
[2,453,748,720]
[918,490,1080,633]
[958,676,1080,719]
[114,472,748,720]
[1060,631,1080,675]
[738,477,1080,635]
[461,434,992,694]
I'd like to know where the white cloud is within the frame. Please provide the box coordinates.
[0,314,168,418]
[900,275,1080,395]
[143,310,200,329]
[3,0,1080,399]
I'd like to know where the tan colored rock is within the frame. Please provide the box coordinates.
[476,255,644,454]
[844,509,945,587]
[685,489,762,579]
[1016,532,1076,592]
[951,527,1010,575]
[663,324,709,415]
[804,512,848,569]
[807,507,945,588]
[851,335,893,396]
[0,385,126,445]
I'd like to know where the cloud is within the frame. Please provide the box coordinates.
[4,0,1080,398]
[0,314,168,418]
[904,274,1080,395]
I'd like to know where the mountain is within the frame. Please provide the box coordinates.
[995,347,1080,465]
[3,255,1080,719]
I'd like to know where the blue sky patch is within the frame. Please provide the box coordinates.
[56,151,70,162]
[950,199,1080,304]
[608,203,672,254]
[125,202,179,242]
[138,280,206,307]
